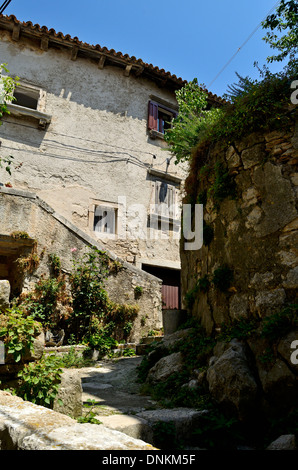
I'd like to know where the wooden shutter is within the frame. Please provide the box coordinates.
[148,101,158,130]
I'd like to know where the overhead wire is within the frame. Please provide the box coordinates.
[207,0,282,88]
[0,0,12,14]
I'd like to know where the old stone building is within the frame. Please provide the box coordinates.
[0,14,222,317]
[0,14,186,311]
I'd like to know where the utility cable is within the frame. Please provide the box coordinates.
[0,0,12,14]
[207,0,282,88]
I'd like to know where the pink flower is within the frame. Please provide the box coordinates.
[71,248,77,252]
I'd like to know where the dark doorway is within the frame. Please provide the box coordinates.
[142,264,181,309]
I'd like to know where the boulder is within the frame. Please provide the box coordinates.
[206,340,259,420]
[258,358,298,408]
[145,328,193,372]
[146,351,184,385]
[267,434,296,450]
[0,280,10,311]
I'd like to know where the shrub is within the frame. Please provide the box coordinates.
[18,275,72,329]
[17,354,63,408]
[0,307,42,363]
[261,304,298,341]
[212,266,233,292]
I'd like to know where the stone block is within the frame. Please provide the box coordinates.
[0,280,10,311]
[241,143,266,169]
[267,434,296,450]
[137,408,209,444]
[96,414,154,444]
[53,369,83,418]
[255,288,286,316]
[0,391,155,450]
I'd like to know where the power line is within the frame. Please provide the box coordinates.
[207,0,282,88]
[0,0,12,14]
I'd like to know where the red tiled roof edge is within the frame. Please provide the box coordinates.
[0,14,225,104]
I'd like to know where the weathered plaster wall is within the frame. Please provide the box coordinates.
[181,113,298,334]
[0,30,186,270]
[0,187,163,342]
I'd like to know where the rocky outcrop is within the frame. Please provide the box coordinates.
[206,340,259,421]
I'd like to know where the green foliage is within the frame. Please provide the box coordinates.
[122,348,136,357]
[134,285,143,298]
[174,325,215,370]
[218,316,258,342]
[212,265,233,292]
[19,275,72,329]
[191,409,240,450]
[208,161,237,206]
[263,406,298,448]
[224,72,258,101]
[77,399,102,424]
[17,354,63,408]
[262,0,298,66]
[83,320,118,358]
[260,304,298,341]
[10,231,30,239]
[164,78,222,164]
[152,421,179,449]
[48,253,61,278]
[0,64,19,176]
[69,249,110,340]
[0,155,14,176]
[0,307,42,362]
[184,275,210,310]
[58,346,93,368]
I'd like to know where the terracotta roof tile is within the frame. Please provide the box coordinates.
[0,14,224,103]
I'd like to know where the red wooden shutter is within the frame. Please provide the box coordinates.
[148,101,158,130]
[162,284,179,309]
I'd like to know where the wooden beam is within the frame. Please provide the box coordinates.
[124,64,132,77]
[71,45,79,61]
[40,35,49,51]
[12,24,21,41]
[135,66,144,77]
[98,55,106,70]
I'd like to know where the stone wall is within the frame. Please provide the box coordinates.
[181,113,298,334]
[178,112,298,420]
[0,187,162,342]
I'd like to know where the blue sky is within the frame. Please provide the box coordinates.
[2,0,287,97]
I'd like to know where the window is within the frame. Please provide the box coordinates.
[93,205,117,235]
[154,180,176,219]
[6,81,51,129]
[149,177,180,226]
[148,100,177,138]
[13,85,40,110]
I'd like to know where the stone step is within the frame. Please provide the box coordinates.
[94,407,209,448]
